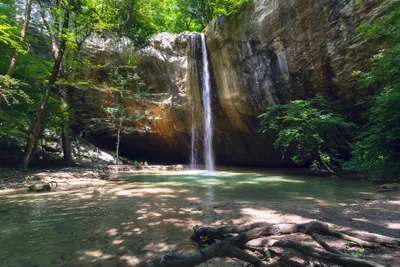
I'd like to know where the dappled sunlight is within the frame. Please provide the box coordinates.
[236,180,261,185]
[197,179,225,185]
[110,187,178,197]
[160,218,203,229]
[351,218,372,223]
[387,200,400,205]
[386,223,400,229]
[179,207,203,215]
[157,194,179,198]
[253,176,306,183]
[143,242,177,252]
[132,228,144,234]
[239,207,310,224]
[186,197,203,203]
[205,171,262,177]
[0,189,26,196]
[77,250,114,262]
[107,228,118,237]
[1,169,398,266]
[120,255,140,266]
[293,196,333,206]
[137,212,163,220]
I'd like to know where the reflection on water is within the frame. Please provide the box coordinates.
[206,184,214,204]
[0,169,381,266]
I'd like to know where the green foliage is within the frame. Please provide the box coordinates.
[259,97,357,172]
[258,2,400,179]
[346,248,365,258]
[133,160,148,168]
[79,54,150,163]
[174,0,252,31]
[104,0,252,45]
[346,2,400,180]
[0,75,31,105]
[0,0,27,53]
[0,107,30,144]
[357,2,400,46]
[103,65,149,135]
[199,235,210,248]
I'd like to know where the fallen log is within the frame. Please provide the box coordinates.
[136,221,399,267]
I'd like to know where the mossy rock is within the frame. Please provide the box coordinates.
[28,182,51,192]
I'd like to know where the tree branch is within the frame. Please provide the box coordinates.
[136,221,399,267]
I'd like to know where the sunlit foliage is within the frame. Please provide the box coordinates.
[259,2,400,179]
[106,0,252,45]
[259,97,356,172]
[346,2,400,179]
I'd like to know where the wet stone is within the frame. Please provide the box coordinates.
[27,182,51,192]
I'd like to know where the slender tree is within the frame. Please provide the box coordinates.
[60,89,73,166]
[23,0,70,168]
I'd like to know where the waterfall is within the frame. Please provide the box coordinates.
[189,33,215,172]
[190,122,198,169]
[200,34,215,172]
[190,35,198,169]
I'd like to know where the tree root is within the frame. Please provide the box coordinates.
[136,221,399,267]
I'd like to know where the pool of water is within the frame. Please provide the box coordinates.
[118,169,378,205]
[0,169,381,266]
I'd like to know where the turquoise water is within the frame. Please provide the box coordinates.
[118,169,377,205]
[0,169,379,266]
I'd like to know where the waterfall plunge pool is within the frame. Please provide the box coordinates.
[1,168,398,266]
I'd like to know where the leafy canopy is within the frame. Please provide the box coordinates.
[0,0,27,53]
[107,0,252,45]
[259,97,356,172]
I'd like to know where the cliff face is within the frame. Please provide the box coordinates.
[91,0,389,166]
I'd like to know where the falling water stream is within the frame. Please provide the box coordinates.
[190,33,215,172]
[200,34,215,172]
[190,34,198,170]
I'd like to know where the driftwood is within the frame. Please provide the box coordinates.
[136,221,400,267]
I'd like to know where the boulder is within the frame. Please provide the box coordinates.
[28,182,51,192]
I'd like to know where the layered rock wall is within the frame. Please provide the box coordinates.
[89,0,390,166]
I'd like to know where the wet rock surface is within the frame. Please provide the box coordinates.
[76,1,390,166]
[27,182,51,192]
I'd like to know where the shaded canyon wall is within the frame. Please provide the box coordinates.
[86,0,390,166]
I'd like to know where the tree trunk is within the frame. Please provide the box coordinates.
[22,3,70,168]
[7,0,33,76]
[116,126,121,164]
[23,63,59,168]
[41,137,45,160]
[60,88,74,167]
[61,126,73,166]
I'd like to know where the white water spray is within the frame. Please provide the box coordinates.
[200,34,215,172]
[190,35,198,169]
